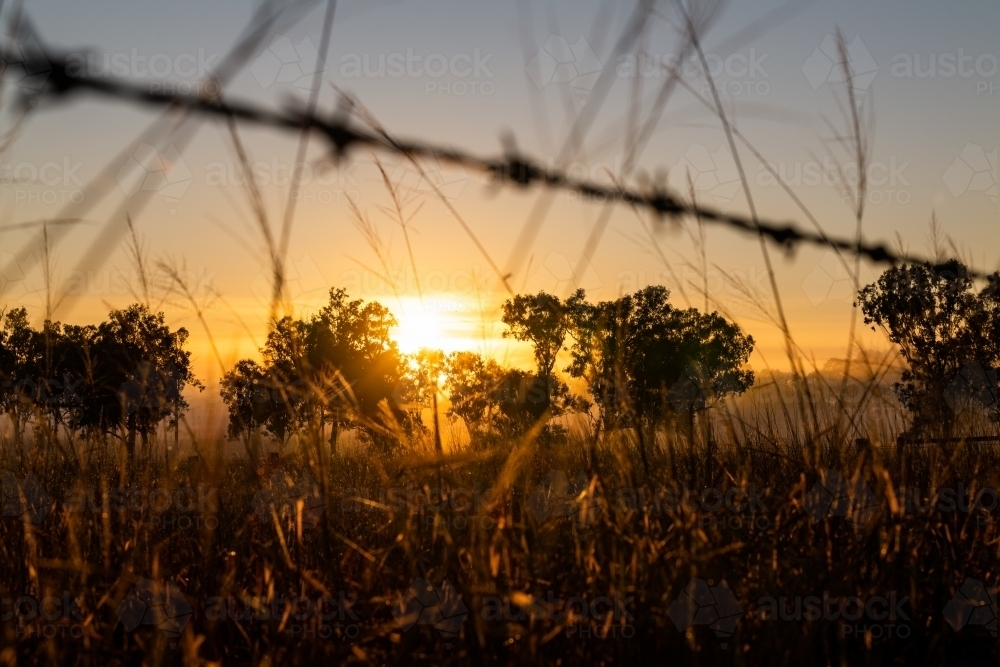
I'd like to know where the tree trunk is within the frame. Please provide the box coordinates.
[126,414,137,459]
[329,421,340,456]
[432,390,442,454]
[635,419,650,478]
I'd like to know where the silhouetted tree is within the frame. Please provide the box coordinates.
[568,286,754,470]
[403,348,446,449]
[0,308,32,442]
[0,304,197,456]
[80,305,199,456]
[500,289,587,421]
[220,359,278,453]
[27,319,91,440]
[221,289,411,452]
[257,316,314,443]
[857,260,1000,436]
[443,351,574,440]
[444,351,508,433]
[0,310,91,443]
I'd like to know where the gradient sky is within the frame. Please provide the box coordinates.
[0,0,997,388]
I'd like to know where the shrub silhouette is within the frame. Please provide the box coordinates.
[567,285,754,470]
[0,304,197,455]
[857,260,1000,436]
[501,290,588,420]
[222,288,412,452]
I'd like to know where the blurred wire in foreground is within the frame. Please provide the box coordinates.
[14,48,990,280]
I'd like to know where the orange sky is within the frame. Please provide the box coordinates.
[0,0,996,396]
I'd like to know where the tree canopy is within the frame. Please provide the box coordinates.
[221,288,414,453]
[0,304,199,454]
[857,260,1000,434]
[567,285,754,428]
[215,287,755,452]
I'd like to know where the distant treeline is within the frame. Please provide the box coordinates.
[218,286,754,469]
[4,260,994,458]
[0,304,198,455]
[0,286,755,465]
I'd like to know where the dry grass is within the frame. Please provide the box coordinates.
[0,4,995,666]
[2,387,999,666]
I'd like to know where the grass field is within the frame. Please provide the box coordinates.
[2,390,999,666]
[0,3,997,666]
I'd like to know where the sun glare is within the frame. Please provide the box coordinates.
[391,297,470,354]
[393,306,443,353]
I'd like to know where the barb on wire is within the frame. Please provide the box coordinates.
[14,48,991,280]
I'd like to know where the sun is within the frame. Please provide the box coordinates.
[393,304,446,354]
[390,296,502,355]
[394,297,479,354]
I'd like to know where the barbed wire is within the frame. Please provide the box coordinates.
[14,49,993,282]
